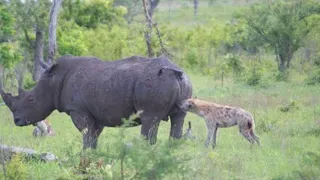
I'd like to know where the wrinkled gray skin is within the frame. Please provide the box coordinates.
[0,55,192,149]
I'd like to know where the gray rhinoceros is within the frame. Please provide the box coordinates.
[0,55,192,149]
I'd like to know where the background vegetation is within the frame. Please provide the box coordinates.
[0,0,320,179]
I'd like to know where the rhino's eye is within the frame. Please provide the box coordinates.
[27,96,35,103]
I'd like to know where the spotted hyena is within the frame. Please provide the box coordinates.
[179,97,260,148]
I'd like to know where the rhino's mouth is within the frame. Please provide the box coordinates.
[14,117,36,127]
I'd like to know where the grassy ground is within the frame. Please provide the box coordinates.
[1,0,320,179]
[0,72,320,179]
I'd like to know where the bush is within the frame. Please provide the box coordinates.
[5,154,28,180]
[275,71,290,82]
[307,69,320,85]
[225,53,244,76]
[23,72,36,90]
[245,67,261,86]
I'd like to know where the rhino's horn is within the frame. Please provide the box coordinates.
[0,87,13,108]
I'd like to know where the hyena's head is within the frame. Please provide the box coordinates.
[179,97,198,112]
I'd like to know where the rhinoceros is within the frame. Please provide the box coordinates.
[0,55,192,149]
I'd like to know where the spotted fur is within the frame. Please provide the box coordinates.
[180,97,260,148]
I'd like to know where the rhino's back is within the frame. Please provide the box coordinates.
[56,55,189,126]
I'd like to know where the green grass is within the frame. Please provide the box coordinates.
[0,72,320,179]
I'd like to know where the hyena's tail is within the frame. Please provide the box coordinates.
[248,120,260,145]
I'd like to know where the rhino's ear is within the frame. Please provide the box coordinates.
[44,64,58,77]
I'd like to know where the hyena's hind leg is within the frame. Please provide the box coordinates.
[238,122,255,144]
[240,129,255,144]
[250,129,260,145]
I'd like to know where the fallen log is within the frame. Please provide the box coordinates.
[0,144,58,162]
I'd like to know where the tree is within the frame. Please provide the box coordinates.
[147,0,159,18]
[47,0,63,65]
[114,0,142,23]
[243,0,320,72]
[0,1,23,88]
[11,0,51,81]
[194,0,198,17]
[0,1,22,69]
[142,0,169,58]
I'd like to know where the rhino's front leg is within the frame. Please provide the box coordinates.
[70,111,104,150]
[169,111,187,139]
[140,116,161,145]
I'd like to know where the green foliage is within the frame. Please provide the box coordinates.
[307,54,320,84]
[0,2,22,69]
[6,154,28,180]
[57,20,88,56]
[114,0,141,23]
[23,72,36,90]
[245,67,261,86]
[0,2,16,38]
[61,0,127,29]
[275,70,290,82]
[83,24,146,60]
[307,68,320,85]
[0,43,23,69]
[225,53,243,76]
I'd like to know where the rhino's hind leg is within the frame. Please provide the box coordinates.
[169,111,187,139]
[70,111,104,150]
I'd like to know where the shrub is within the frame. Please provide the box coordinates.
[23,72,36,90]
[245,67,261,86]
[5,154,28,180]
[307,69,320,85]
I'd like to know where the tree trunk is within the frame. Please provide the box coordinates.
[14,62,25,89]
[0,144,58,162]
[33,27,45,81]
[194,0,198,17]
[147,0,159,18]
[278,54,286,72]
[142,0,154,57]
[47,0,63,64]
[0,65,3,89]
[278,51,293,72]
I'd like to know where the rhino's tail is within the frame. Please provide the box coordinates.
[158,66,183,80]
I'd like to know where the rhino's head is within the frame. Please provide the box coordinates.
[0,64,56,127]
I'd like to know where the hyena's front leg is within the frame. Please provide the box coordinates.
[212,125,218,149]
[205,122,217,148]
